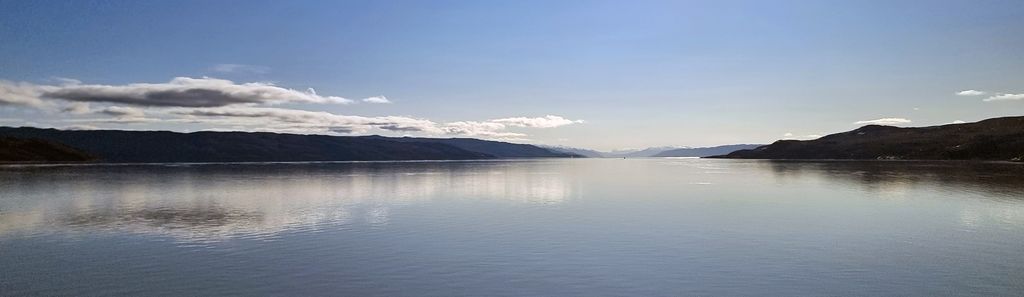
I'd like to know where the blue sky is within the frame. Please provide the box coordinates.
[1,0,1022,150]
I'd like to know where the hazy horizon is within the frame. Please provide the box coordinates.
[2,0,1023,151]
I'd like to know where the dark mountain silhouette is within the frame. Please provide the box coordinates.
[653,144,763,157]
[711,116,1024,161]
[377,136,580,158]
[0,137,94,162]
[0,127,578,163]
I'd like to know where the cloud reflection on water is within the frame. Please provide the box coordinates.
[0,161,576,241]
[3,159,1022,243]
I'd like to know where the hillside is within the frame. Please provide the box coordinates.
[653,144,763,157]
[0,127,578,163]
[381,137,580,158]
[539,146,606,158]
[711,116,1024,161]
[0,137,94,162]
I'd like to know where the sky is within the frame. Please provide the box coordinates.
[1,0,1022,151]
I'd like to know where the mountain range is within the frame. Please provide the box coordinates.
[713,116,1024,161]
[538,146,609,158]
[652,144,763,157]
[5,115,1022,163]
[543,144,762,158]
[0,127,579,163]
[605,146,685,158]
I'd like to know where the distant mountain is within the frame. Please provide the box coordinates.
[711,116,1024,161]
[604,146,683,158]
[653,144,763,157]
[541,145,763,158]
[0,127,579,163]
[384,137,580,158]
[0,137,94,162]
[539,145,606,158]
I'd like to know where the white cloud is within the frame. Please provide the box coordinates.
[99,106,145,118]
[2,76,584,142]
[491,115,583,128]
[983,93,1024,102]
[854,118,912,125]
[2,77,355,108]
[951,120,967,124]
[63,117,161,124]
[64,124,100,130]
[0,80,50,107]
[51,77,82,85]
[956,90,986,96]
[210,64,270,74]
[361,96,391,104]
[62,102,92,114]
[168,107,439,134]
[160,107,577,140]
[782,132,822,140]
[440,121,526,138]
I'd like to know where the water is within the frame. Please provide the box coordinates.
[1,159,1023,296]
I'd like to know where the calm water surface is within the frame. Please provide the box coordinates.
[1,159,1023,296]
